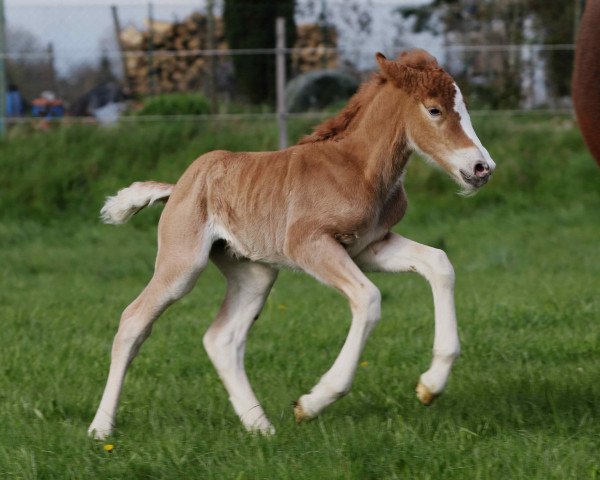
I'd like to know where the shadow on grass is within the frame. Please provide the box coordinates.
[343,372,598,436]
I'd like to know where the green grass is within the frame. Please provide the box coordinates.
[0,114,599,479]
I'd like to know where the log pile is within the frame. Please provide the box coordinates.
[120,12,227,95]
[292,24,338,73]
[119,12,338,96]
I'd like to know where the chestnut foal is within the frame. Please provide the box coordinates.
[89,50,495,439]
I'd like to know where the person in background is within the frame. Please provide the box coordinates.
[6,84,24,117]
[32,91,65,119]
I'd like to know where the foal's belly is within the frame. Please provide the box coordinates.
[208,185,404,269]
[211,215,389,270]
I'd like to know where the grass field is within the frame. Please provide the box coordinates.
[1,114,599,479]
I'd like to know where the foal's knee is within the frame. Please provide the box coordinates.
[353,283,381,327]
[202,321,239,364]
[202,326,224,359]
[113,314,153,356]
[428,249,455,288]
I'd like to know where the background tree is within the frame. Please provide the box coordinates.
[396,0,576,108]
[224,0,296,104]
[6,26,55,102]
[397,0,526,109]
[56,51,118,107]
[526,0,575,98]
[7,25,119,107]
[296,0,373,73]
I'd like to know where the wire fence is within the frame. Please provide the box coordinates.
[1,0,578,135]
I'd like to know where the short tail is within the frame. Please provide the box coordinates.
[100,181,174,225]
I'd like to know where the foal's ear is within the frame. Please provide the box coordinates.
[375,52,405,80]
[396,49,439,69]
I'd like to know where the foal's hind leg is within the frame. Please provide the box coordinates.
[203,247,278,434]
[88,208,212,439]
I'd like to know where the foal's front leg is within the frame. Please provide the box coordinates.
[354,232,460,405]
[289,236,382,422]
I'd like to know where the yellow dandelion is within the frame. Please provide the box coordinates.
[103,444,114,453]
[277,304,286,310]
[360,360,369,367]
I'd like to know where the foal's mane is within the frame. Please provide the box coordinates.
[297,73,387,145]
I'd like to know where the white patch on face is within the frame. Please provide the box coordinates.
[452,83,496,170]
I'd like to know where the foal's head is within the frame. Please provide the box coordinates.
[377,50,496,194]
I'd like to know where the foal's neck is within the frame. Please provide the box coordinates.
[343,87,412,195]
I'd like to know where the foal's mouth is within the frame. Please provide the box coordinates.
[460,169,490,189]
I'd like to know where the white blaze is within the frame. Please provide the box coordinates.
[452,83,496,170]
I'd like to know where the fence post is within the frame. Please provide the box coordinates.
[147,1,156,95]
[111,5,132,94]
[206,0,218,114]
[276,17,287,150]
[47,42,56,93]
[0,0,6,137]
[574,0,583,41]
[527,44,534,109]
[319,0,330,69]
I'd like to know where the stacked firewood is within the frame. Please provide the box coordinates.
[119,12,338,96]
[292,24,338,73]
[120,12,227,95]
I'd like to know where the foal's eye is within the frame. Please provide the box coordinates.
[427,107,442,117]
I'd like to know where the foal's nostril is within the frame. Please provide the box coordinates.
[474,162,489,178]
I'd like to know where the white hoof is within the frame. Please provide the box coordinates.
[245,416,275,436]
[88,422,113,440]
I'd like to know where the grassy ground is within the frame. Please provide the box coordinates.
[0,114,599,479]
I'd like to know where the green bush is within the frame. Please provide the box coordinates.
[135,93,211,116]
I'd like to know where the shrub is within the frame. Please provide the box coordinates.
[135,93,211,116]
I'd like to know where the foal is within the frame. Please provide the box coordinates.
[89,50,495,439]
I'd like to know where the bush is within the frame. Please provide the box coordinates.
[135,93,211,116]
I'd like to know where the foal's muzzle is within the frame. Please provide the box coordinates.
[460,161,494,188]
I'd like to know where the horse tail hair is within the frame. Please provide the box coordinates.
[100,181,174,225]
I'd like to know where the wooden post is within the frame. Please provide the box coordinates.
[111,5,132,94]
[319,0,329,69]
[574,0,583,42]
[47,42,56,93]
[206,0,218,113]
[0,0,6,136]
[147,1,156,95]
[276,17,287,150]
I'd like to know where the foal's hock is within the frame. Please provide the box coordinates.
[88,49,496,439]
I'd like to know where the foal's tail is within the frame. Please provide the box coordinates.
[100,181,174,225]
